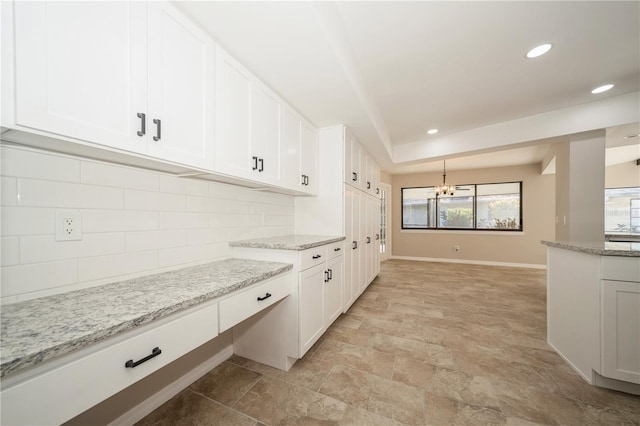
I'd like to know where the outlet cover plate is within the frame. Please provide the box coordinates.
[55,210,82,241]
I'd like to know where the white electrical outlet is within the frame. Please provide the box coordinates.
[56,210,82,241]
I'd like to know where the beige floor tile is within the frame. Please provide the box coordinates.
[392,356,437,389]
[319,364,425,425]
[424,392,506,426]
[189,361,262,406]
[372,333,455,368]
[134,390,257,426]
[312,338,395,379]
[233,376,347,425]
[339,405,408,426]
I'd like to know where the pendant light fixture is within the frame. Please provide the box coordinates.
[435,160,455,196]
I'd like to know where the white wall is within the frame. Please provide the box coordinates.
[0,145,294,304]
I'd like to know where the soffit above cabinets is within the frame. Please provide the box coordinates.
[173,1,639,172]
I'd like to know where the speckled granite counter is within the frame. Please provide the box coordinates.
[0,258,292,378]
[541,240,640,257]
[230,235,345,251]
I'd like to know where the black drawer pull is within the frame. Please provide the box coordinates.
[366,236,371,244]
[257,293,272,301]
[367,181,371,189]
[258,158,264,172]
[352,241,357,249]
[252,156,258,170]
[334,247,341,252]
[324,271,329,283]
[352,172,357,182]
[125,347,161,368]
[312,254,322,259]
[328,268,333,280]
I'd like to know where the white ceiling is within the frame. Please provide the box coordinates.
[173,1,640,173]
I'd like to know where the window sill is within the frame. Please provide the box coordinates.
[400,229,524,236]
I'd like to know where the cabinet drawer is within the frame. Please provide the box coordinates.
[300,246,328,271]
[602,256,640,282]
[327,241,344,260]
[1,302,219,426]
[219,273,293,332]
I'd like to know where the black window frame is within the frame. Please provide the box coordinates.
[401,181,523,231]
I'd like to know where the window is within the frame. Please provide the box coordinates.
[402,182,522,231]
[605,187,640,235]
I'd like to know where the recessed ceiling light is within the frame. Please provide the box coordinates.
[526,43,552,59]
[591,84,614,94]
[427,129,438,135]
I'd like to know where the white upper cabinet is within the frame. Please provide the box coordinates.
[251,84,281,185]
[281,106,318,195]
[214,48,253,179]
[13,1,147,153]
[214,46,283,186]
[146,2,215,168]
[11,1,215,169]
[281,108,302,190]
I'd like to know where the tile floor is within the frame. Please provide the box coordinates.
[136,260,639,425]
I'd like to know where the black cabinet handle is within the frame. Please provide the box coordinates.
[376,234,379,240]
[352,172,357,182]
[324,271,329,283]
[352,241,357,249]
[137,113,146,136]
[301,174,306,185]
[258,158,264,172]
[312,254,322,259]
[125,347,161,368]
[328,269,333,280]
[334,247,341,252]
[305,175,309,185]
[257,293,272,301]
[376,188,380,195]
[152,119,161,141]
[367,182,371,189]
[366,236,371,244]
[252,156,258,170]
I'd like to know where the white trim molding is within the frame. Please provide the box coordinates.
[390,255,546,270]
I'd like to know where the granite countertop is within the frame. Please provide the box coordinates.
[541,240,640,257]
[0,258,292,378]
[230,235,345,251]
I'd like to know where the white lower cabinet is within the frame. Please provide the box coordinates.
[299,264,327,355]
[1,301,220,426]
[601,279,640,384]
[232,240,345,359]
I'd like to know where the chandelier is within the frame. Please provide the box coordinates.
[434,160,455,196]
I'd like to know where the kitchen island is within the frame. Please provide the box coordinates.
[542,240,640,395]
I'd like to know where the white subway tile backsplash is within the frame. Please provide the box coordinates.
[1,177,18,206]
[1,260,78,297]
[18,179,124,209]
[126,230,186,252]
[82,210,159,233]
[124,189,185,212]
[1,237,20,266]
[1,146,80,182]
[185,196,229,213]
[158,245,208,268]
[159,212,211,230]
[20,233,125,264]
[81,161,159,191]
[1,207,56,236]
[78,251,158,282]
[159,175,209,196]
[1,148,296,302]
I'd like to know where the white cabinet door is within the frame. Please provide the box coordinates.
[299,264,325,356]
[325,256,344,327]
[344,129,362,188]
[301,120,318,194]
[13,1,147,153]
[344,187,355,311]
[281,107,302,190]
[601,280,640,384]
[214,48,253,179]
[146,2,215,169]
[251,84,281,184]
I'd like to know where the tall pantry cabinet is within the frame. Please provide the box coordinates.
[295,125,381,312]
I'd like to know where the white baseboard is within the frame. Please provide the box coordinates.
[390,255,547,270]
[109,345,234,426]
